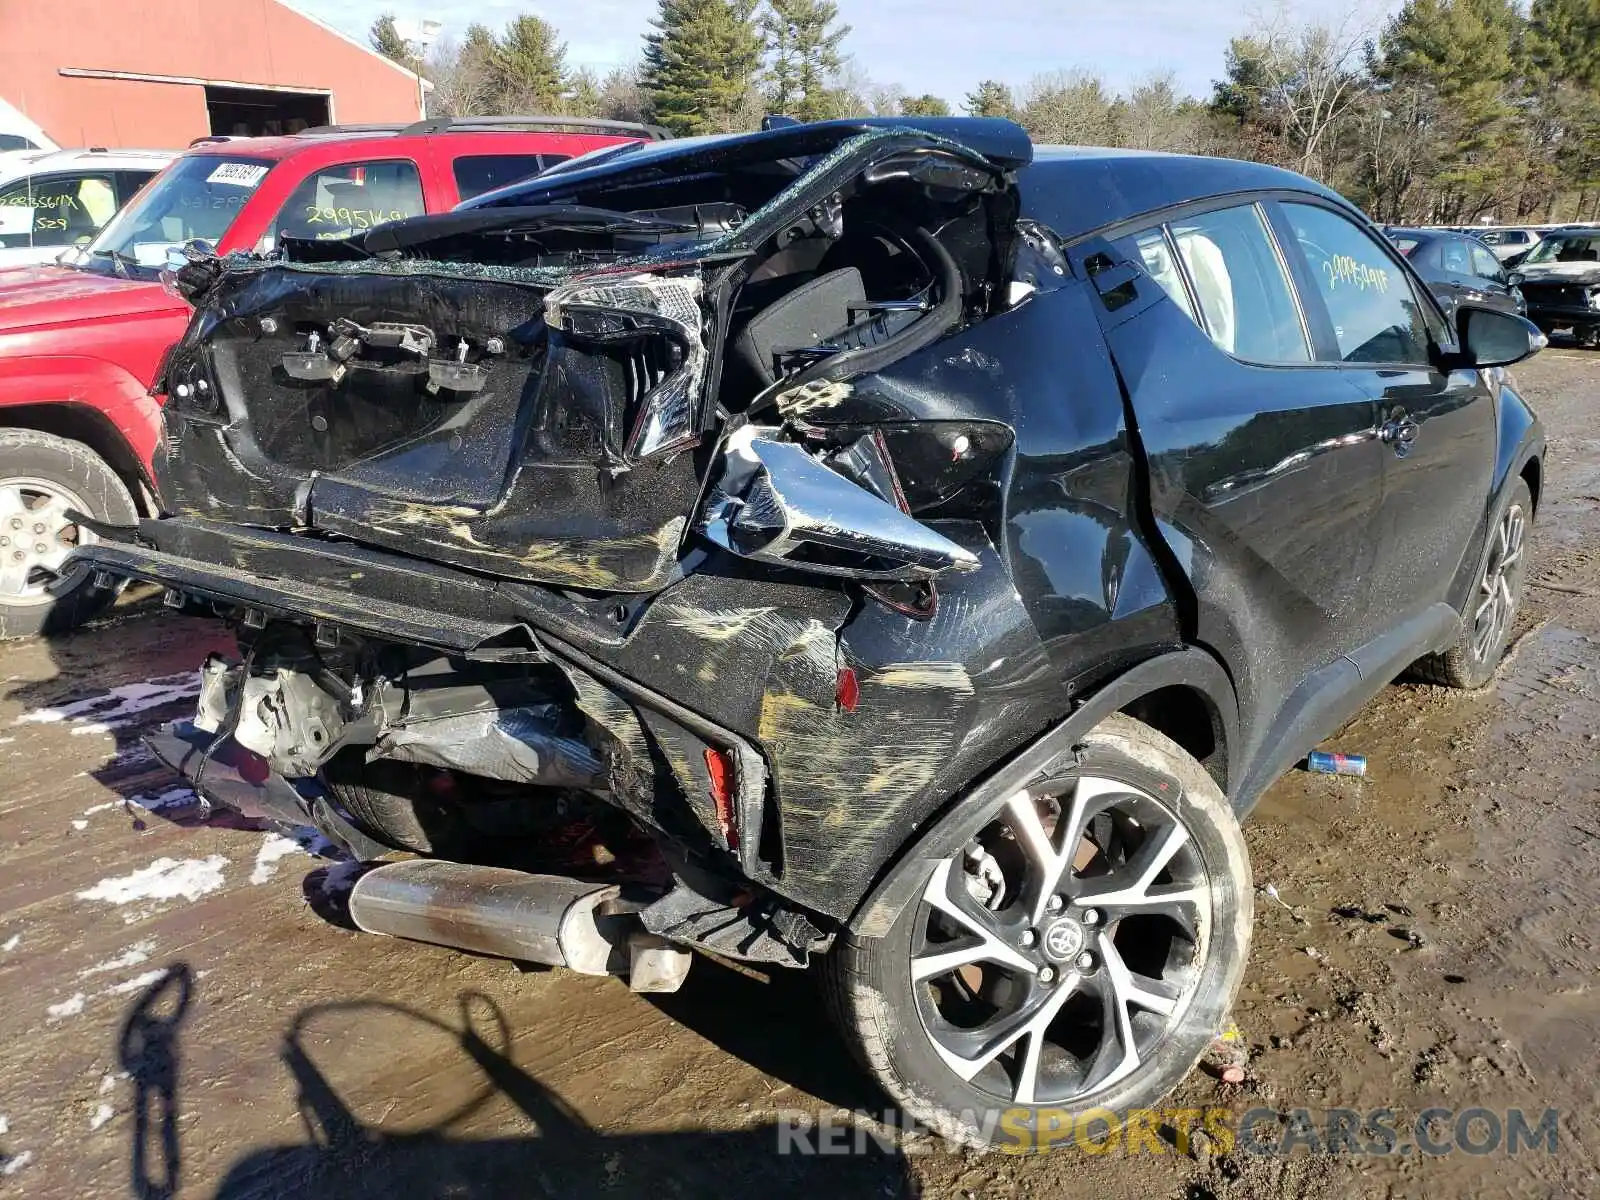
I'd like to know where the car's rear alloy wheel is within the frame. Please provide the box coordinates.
[1470,498,1526,666]
[826,715,1252,1150]
[1411,477,1532,690]
[0,429,136,639]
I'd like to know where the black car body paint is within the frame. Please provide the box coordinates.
[76,119,1544,948]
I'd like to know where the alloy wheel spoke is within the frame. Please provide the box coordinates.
[1070,821,1192,911]
[928,969,1082,1093]
[1007,778,1127,926]
[0,554,31,596]
[913,858,1037,980]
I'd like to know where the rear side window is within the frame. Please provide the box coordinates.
[0,172,119,248]
[1283,203,1435,366]
[1470,244,1503,280]
[453,154,568,201]
[1440,238,1472,274]
[1164,204,1311,363]
[269,159,424,244]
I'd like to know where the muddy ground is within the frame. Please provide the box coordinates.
[2,352,1599,1199]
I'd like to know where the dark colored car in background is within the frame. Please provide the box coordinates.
[1385,226,1525,318]
[1513,226,1600,347]
[73,118,1546,1149]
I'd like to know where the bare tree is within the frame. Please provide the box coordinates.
[1122,72,1202,152]
[424,34,497,117]
[1246,5,1375,181]
[1018,70,1122,145]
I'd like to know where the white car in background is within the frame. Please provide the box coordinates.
[0,148,175,268]
[1477,226,1543,262]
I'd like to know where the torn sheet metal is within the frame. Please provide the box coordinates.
[371,706,602,788]
[698,426,980,580]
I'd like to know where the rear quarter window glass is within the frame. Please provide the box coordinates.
[453,154,567,201]
[1470,244,1503,279]
[1284,202,1435,366]
[1113,227,1197,324]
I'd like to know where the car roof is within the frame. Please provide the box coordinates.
[183,117,667,165]
[462,116,1037,209]
[1018,146,1351,242]
[0,147,175,181]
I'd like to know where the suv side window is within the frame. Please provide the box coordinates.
[1440,238,1472,275]
[453,154,568,201]
[267,159,424,246]
[1469,243,1504,281]
[0,173,119,248]
[1118,203,1311,363]
[1282,202,1436,366]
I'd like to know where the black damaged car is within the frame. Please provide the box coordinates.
[73,118,1546,1147]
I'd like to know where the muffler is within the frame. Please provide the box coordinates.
[347,860,692,993]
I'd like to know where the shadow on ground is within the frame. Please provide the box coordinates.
[117,965,913,1200]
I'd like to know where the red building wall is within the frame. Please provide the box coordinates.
[0,0,423,148]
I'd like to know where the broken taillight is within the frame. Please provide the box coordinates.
[704,746,738,851]
[544,270,707,460]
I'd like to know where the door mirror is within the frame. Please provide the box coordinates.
[1507,271,1524,287]
[1443,305,1546,371]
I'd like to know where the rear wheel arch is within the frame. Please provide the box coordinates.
[847,646,1239,937]
[1520,453,1542,516]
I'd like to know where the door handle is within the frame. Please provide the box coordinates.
[1380,415,1420,457]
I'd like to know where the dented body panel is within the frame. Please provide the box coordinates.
[73,123,1541,960]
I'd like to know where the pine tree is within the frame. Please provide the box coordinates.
[369,13,419,73]
[964,80,1016,119]
[491,15,570,113]
[1524,0,1600,91]
[760,0,851,121]
[642,0,764,135]
[1376,0,1523,215]
[899,94,952,117]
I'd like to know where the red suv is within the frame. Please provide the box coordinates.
[0,116,661,637]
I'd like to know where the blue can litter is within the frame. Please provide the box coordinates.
[1306,750,1366,777]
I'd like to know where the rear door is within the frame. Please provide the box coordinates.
[1276,201,1495,643]
[1077,199,1387,789]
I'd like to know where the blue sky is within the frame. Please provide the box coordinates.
[293,0,1392,104]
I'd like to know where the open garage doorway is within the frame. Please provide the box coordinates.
[206,86,329,137]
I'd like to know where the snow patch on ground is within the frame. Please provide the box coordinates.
[71,819,88,831]
[250,827,338,884]
[250,834,305,885]
[2,1150,32,1176]
[15,672,200,732]
[103,969,167,997]
[0,1115,8,1133]
[321,860,365,896]
[79,941,156,978]
[126,786,198,813]
[77,856,227,906]
[87,1103,113,1132]
[46,993,86,1020]
[1,934,18,953]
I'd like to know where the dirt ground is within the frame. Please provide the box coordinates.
[2,352,1599,1200]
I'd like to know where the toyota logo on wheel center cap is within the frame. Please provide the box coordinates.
[1042,919,1085,962]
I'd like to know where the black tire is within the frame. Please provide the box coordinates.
[824,713,1252,1150]
[323,752,453,854]
[0,428,136,640]
[1410,477,1532,690]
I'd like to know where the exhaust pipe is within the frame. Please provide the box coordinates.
[347,861,692,992]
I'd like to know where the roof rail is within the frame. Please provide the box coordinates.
[295,116,672,141]
[189,135,233,146]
